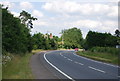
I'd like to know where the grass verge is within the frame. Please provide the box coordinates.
[76,51,118,65]
[32,49,44,54]
[2,53,34,79]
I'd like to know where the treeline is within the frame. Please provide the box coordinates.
[61,28,120,50]
[2,7,59,55]
[2,8,34,54]
[84,31,120,50]
[32,33,58,50]
[2,6,120,55]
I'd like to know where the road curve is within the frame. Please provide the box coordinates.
[44,50,119,81]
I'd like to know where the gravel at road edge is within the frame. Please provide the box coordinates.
[30,52,59,79]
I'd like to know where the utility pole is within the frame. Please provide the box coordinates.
[62,35,63,48]
[62,29,64,49]
[59,29,64,49]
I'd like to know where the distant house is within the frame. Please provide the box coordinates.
[49,33,53,39]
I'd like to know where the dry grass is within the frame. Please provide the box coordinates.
[2,53,34,79]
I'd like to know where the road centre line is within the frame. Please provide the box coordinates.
[88,66,106,73]
[61,52,84,65]
[67,58,72,61]
[78,63,84,65]
[73,53,119,68]
[74,61,79,64]
[44,52,75,81]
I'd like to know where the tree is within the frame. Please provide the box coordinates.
[61,27,83,49]
[115,29,120,37]
[32,33,46,49]
[2,8,35,54]
[19,10,37,28]
[32,33,58,50]
[85,31,118,49]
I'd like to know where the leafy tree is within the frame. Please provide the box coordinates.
[61,27,83,49]
[85,31,118,49]
[32,33,58,50]
[2,7,35,54]
[19,10,37,28]
[115,29,120,37]
[32,33,45,49]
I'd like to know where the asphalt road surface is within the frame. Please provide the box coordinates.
[43,50,119,81]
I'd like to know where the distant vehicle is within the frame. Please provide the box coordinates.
[75,48,78,51]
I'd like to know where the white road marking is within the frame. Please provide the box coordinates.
[60,53,63,56]
[64,56,67,58]
[61,52,84,65]
[74,61,79,64]
[68,59,72,61]
[67,58,72,61]
[44,52,75,81]
[74,61,84,65]
[88,66,106,73]
[78,63,84,65]
[73,53,119,68]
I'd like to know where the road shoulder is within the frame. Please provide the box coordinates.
[30,52,58,79]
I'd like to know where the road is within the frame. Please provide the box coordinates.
[43,50,119,81]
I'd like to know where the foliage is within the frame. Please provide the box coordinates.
[2,53,34,79]
[32,33,58,50]
[61,27,83,49]
[19,10,37,28]
[115,29,120,37]
[90,47,119,56]
[2,8,35,54]
[85,31,118,49]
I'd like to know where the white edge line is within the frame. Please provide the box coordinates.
[73,53,119,68]
[88,66,106,73]
[44,52,75,81]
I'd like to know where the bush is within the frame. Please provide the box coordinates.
[89,47,119,56]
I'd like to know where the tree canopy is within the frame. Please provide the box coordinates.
[2,8,36,54]
[85,31,118,49]
[32,33,58,50]
[61,27,83,49]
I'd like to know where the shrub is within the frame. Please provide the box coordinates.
[89,47,119,55]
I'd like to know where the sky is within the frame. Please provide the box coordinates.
[0,0,119,38]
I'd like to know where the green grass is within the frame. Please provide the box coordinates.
[0,62,1,80]
[0,55,2,80]
[77,51,119,65]
[90,47,119,56]
[2,53,34,79]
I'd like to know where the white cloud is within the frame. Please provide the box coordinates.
[42,1,118,17]
[107,6,118,17]
[20,2,33,10]
[33,20,48,26]
[0,1,15,9]
[69,20,101,28]
[11,11,19,17]
[1,1,117,38]
[102,20,117,27]
[32,10,44,18]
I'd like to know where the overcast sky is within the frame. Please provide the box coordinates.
[0,0,119,38]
